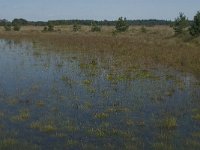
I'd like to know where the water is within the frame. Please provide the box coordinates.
[0,39,199,150]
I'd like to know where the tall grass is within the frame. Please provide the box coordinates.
[0,25,199,77]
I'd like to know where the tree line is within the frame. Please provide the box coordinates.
[0,18,172,27]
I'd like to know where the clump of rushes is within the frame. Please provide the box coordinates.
[11,109,30,122]
[152,142,173,150]
[192,113,200,121]
[66,140,79,147]
[36,100,45,107]
[94,112,109,119]
[0,139,18,149]
[160,117,177,129]
[30,121,57,133]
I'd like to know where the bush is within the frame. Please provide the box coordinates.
[189,11,200,37]
[91,24,101,32]
[48,24,54,31]
[141,26,147,33]
[173,13,189,35]
[73,24,81,32]
[4,24,12,31]
[13,24,21,31]
[115,17,129,32]
[43,26,48,32]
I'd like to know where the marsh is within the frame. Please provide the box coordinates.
[0,36,199,149]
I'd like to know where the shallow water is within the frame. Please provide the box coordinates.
[0,39,200,150]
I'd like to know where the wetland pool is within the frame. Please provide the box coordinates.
[0,39,200,150]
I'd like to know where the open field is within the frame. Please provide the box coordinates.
[0,25,200,77]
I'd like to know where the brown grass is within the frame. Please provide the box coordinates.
[0,25,200,77]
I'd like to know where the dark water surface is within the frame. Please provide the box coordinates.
[0,39,199,150]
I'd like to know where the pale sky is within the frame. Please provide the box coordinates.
[0,0,199,21]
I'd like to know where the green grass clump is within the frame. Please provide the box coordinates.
[36,100,45,107]
[82,101,93,110]
[87,127,132,139]
[7,98,18,105]
[30,121,57,133]
[192,132,200,138]
[152,142,173,150]
[61,76,75,86]
[160,117,177,129]
[66,140,79,147]
[192,113,200,121]
[11,109,30,122]
[82,80,92,86]
[94,112,109,119]
[135,70,157,80]
[185,139,200,149]
[105,106,130,113]
[0,139,18,149]
[62,120,79,132]
[41,124,57,133]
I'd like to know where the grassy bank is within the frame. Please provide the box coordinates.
[0,25,200,77]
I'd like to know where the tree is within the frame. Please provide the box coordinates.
[189,11,200,37]
[115,17,129,32]
[173,13,189,35]
[73,23,81,32]
[91,23,101,32]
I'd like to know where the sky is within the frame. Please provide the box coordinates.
[0,0,199,21]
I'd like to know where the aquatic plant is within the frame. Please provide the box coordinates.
[160,117,177,129]
[30,121,57,133]
[82,80,92,86]
[36,100,45,107]
[152,142,173,150]
[192,113,200,121]
[11,109,30,122]
[66,140,79,147]
[94,112,109,119]
[0,139,18,149]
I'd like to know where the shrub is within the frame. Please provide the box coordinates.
[141,26,147,33]
[73,23,81,32]
[173,13,189,35]
[91,24,101,32]
[189,11,200,37]
[4,24,12,31]
[13,24,21,31]
[43,26,48,32]
[48,24,54,31]
[115,17,129,32]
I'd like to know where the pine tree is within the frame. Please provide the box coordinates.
[173,13,189,35]
[115,17,129,32]
[189,11,200,37]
